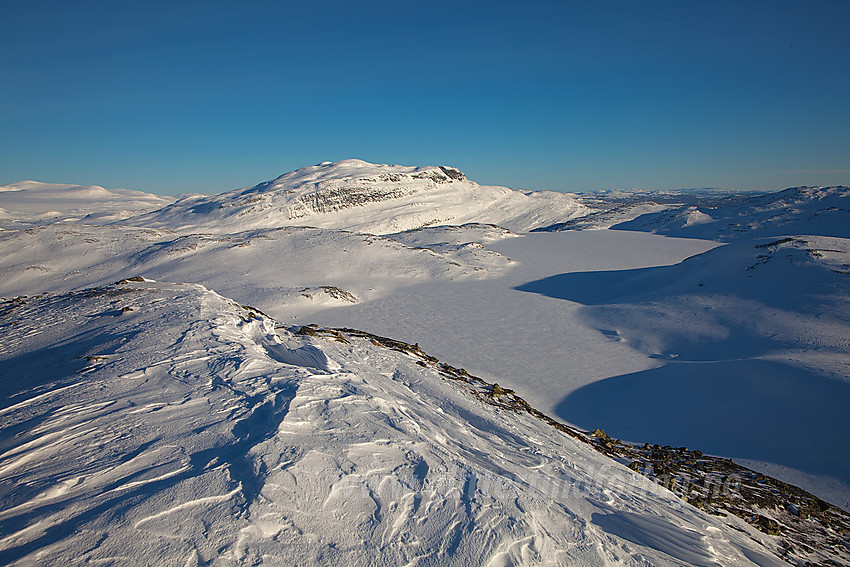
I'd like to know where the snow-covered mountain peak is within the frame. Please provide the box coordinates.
[126,159,588,235]
[270,158,466,183]
[242,159,470,200]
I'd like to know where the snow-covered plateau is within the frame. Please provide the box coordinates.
[1,160,849,566]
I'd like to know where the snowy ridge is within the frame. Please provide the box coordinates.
[0,281,798,566]
[534,185,850,240]
[126,159,589,235]
[532,202,671,232]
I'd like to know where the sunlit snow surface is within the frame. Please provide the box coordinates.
[313,230,850,510]
[0,282,784,565]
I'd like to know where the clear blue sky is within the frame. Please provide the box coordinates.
[2,0,849,195]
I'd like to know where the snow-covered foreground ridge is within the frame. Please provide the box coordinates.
[1,280,847,566]
[126,159,589,234]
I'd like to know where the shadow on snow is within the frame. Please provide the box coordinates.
[556,359,850,487]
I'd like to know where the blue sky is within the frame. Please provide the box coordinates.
[1,0,849,195]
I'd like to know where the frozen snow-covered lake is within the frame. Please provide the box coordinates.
[309,231,718,410]
[309,230,850,509]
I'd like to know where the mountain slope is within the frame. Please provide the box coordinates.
[126,159,588,234]
[0,281,794,566]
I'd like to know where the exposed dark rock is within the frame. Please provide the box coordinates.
[438,166,466,181]
[298,286,357,303]
[756,514,782,536]
[296,324,318,336]
[116,276,147,284]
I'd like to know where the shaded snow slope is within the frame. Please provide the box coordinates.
[126,159,588,235]
[0,281,788,566]
[0,181,174,229]
[535,202,671,231]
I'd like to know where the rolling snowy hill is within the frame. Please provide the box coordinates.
[126,159,589,235]
[0,223,516,316]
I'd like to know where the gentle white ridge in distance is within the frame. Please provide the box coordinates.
[0,181,174,228]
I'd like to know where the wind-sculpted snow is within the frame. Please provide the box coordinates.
[0,282,300,564]
[126,159,588,235]
[0,282,791,566]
